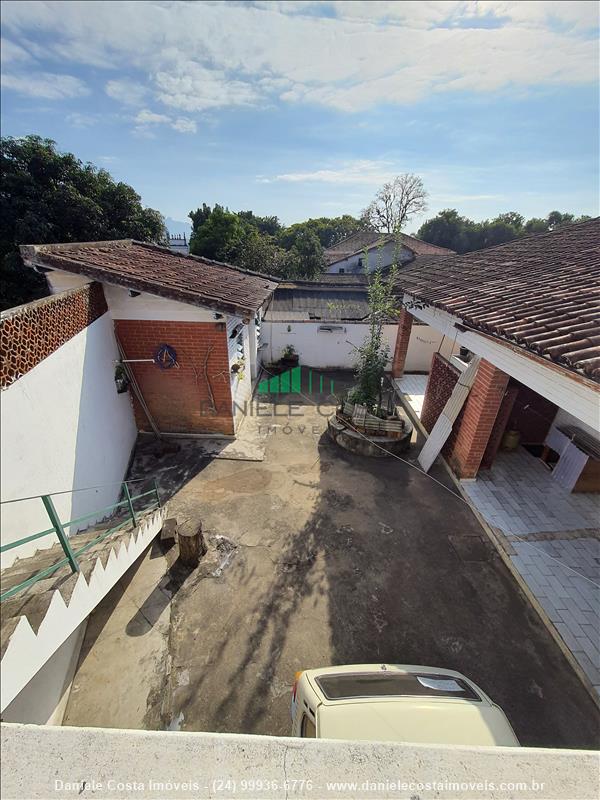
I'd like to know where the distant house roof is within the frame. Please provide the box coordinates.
[267,280,370,322]
[324,231,454,265]
[395,218,600,382]
[21,240,278,317]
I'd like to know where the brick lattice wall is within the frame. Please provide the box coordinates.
[114,319,234,435]
[391,308,413,378]
[420,352,460,433]
[0,283,107,389]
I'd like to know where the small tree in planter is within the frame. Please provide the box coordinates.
[348,265,399,415]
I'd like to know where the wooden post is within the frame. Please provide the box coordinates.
[178,521,207,567]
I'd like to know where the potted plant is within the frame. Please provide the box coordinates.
[280,344,299,368]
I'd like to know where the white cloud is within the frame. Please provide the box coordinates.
[1,71,89,99]
[1,0,597,114]
[105,78,149,106]
[0,37,32,64]
[133,108,197,134]
[66,111,98,127]
[262,159,396,185]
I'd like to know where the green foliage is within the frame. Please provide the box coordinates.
[277,215,368,250]
[349,262,399,413]
[417,208,592,254]
[189,205,250,262]
[0,135,167,310]
[188,204,358,279]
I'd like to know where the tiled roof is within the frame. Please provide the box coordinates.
[324,231,454,265]
[269,285,369,321]
[20,240,278,317]
[395,219,600,382]
[324,231,382,264]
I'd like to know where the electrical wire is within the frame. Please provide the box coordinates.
[257,365,600,589]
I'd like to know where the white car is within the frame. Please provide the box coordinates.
[291,664,519,747]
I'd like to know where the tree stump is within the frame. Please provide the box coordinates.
[160,517,178,544]
[178,521,207,567]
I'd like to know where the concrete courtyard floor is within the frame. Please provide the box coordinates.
[64,375,600,748]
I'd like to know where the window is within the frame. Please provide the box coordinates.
[338,268,345,274]
[315,672,480,702]
[300,713,316,737]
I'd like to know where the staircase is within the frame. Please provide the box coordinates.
[1,489,167,713]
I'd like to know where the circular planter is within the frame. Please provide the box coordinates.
[327,415,412,458]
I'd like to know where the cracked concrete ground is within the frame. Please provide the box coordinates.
[64,374,600,748]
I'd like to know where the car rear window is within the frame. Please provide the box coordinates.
[314,672,480,701]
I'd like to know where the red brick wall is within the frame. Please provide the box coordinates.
[420,352,460,433]
[114,320,234,435]
[391,308,413,378]
[0,282,107,389]
[480,383,519,469]
[447,359,509,479]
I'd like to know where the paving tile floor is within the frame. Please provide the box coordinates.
[461,448,599,536]
[394,374,428,418]
[460,448,599,696]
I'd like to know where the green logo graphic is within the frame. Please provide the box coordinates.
[258,366,335,395]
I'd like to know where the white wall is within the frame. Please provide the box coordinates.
[404,324,459,372]
[227,316,252,430]
[103,285,216,322]
[326,242,413,274]
[264,320,398,369]
[48,269,216,322]
[1,622,86,726]
[1,313,138,568]
[263,320,456,373]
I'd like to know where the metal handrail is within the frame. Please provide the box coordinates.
[0,479,162,602]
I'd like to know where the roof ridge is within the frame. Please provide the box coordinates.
[133,240,281,282]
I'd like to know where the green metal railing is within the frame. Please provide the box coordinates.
[0,479,161,602]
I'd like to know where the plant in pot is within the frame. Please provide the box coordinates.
[280,344,299,368]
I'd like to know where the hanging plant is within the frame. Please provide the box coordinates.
[231,357,246,381]
[114,364,130,394]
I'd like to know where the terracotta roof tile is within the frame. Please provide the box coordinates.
[324,231,454,265]
[20,240,278,317]
[395,218,600,382]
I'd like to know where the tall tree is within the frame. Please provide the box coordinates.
[0,135,167,310]
[361,174,428,233]
[277,214,367,251]
[189,206,250,262]
[417,208,592,254]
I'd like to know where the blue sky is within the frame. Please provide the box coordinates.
[1,1,598,234]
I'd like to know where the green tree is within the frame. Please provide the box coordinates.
[237,230,294,276]
[189,206,251,262]
[349,266,399,414]
[278,215,367,251]
[237,210,282,237]
[417,208,591,254]
[289,229,324,279]
[0,135,167,310]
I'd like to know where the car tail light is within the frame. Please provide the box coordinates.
[291,671,303,700]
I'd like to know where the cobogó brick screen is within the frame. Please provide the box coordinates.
[0,282,108,390]
[420,352,460,433]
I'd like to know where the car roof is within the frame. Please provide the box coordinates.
[302,664,519,747]
[317,700,519,747]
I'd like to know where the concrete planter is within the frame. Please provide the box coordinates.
[327,415,412,457]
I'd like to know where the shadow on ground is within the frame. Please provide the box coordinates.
[65,372,600,748]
